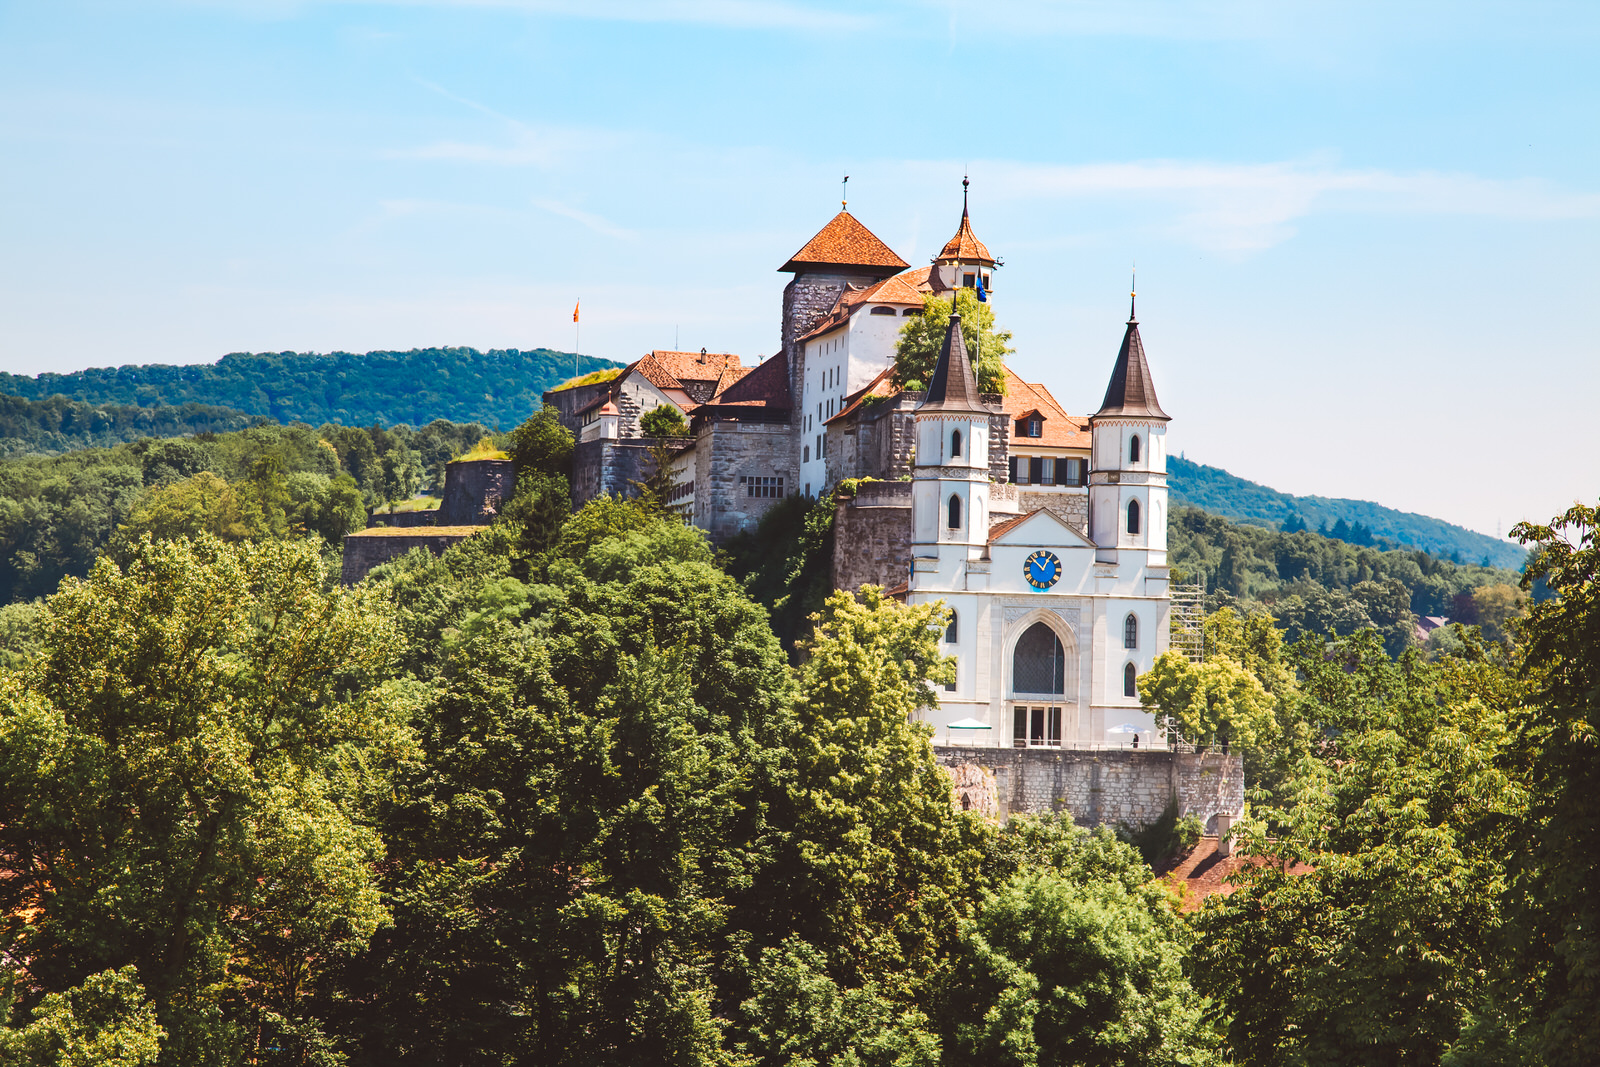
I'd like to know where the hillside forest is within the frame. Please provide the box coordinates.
[0,419,490,606]
[0,347,617,434]
[0,406,1589,1065]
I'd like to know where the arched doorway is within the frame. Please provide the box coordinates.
[1010,620,1074,747]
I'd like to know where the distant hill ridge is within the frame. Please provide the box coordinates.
[1168,456,1526,571]
[0,347,620,432]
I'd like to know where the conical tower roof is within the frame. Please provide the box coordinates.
[1093,296,1169,421]
[779,210,909,275]
[934,179,995,265]
[919,313,987,413]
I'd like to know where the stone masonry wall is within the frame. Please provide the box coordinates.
[572,437,685,508]
[782,275,846,427]
[439,459,516,525]
[1018,490,1088,533]
[341,528,480,584]
[832,482,912,592]
[935,746,1245,831]
[702,420,797,543]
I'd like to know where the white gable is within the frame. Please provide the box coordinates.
[989,507,1097,550]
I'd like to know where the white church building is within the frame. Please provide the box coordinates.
[904,296,1171,749]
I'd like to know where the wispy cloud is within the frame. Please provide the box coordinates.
[532,198,636,239]
[971,158,1600,251]
[186,0,868,30]
[385,77,627,167]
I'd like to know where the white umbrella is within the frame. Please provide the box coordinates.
[1107,723,1141,734]
[946,717,991,729]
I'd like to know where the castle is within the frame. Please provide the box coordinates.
[546,187,1176,754]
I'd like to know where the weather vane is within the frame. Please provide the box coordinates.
[842,175,849,209]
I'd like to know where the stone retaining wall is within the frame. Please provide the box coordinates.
[341,527,484,584]
[935,746,1245,831]
[439,459,516,525]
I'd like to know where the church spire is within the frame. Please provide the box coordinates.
[1093,288,1169,421]
[919,312,986,413]
[934,178,996,266]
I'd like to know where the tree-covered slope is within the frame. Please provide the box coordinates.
[0,347,620,431]
[0,394,264,458]
[1169,455,1525,570]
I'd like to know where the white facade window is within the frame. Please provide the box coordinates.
[1124,613,1139,649]
[1124,662,1138,698]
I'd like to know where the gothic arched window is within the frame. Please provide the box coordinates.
[948,494,962,530]
[1130,435,1142,463]
[1124,662,1138,698]
[1124,613,1139,649]
[945,611,958,644]
[1127,499,1141,535]
[1013,622,1066,695]
[951,429,962,458]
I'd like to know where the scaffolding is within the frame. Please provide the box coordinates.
[1169,583,1205,664]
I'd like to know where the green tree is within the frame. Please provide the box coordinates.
[508,405,575,481]
[640,405,689,438]
[1194,633,1526,1066]
[940,858,1221,1067]
[741,939,940,1067]
[0,535,412,1065]
[1504,503,1600,1065]
[0,966,164,1067]
[1138,652,1276,749]
[114,471,254,544]
[892,289,1011,395]
[768,586,988,990]
[345,520,794,1065]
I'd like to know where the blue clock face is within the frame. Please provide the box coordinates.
[1025,550,1061,591]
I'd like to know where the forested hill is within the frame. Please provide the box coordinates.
[0,347,620,431]
[1168,455,1524,570]
[0,394,264,458]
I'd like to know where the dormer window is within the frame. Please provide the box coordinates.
[1014,416,1043,438]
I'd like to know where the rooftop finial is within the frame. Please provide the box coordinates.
[962,174,970,217]
[1129,265,1137,322]
[842,174,849,209]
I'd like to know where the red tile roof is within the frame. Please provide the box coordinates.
[780,211,910,274]
[1002,369,1090,449]
[936,209,995,265]
[986,509,1042,543]
[1157,837,1315,913]
[647,349,742,382]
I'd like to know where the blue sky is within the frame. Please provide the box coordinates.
[2,1,1596,540]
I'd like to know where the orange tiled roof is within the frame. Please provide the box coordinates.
[781,211,910,274]
[1002,369,1090,449]
[648,349,741,382]
[986,508,1044,543]
[936,209,995,265]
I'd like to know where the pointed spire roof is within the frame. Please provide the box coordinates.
[779,210,909,276]
[1093,294,1169,421]
[935,178,996,265]
[919,313,987,413]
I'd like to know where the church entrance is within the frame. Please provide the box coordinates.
[1013,705,1063,747]
[1009,621,1075,747]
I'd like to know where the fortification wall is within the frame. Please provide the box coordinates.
[368,508,439,528]
[832,482,912,592]
[439,459,515,525]
[341,527,483,584]
[935,746,1245,832]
